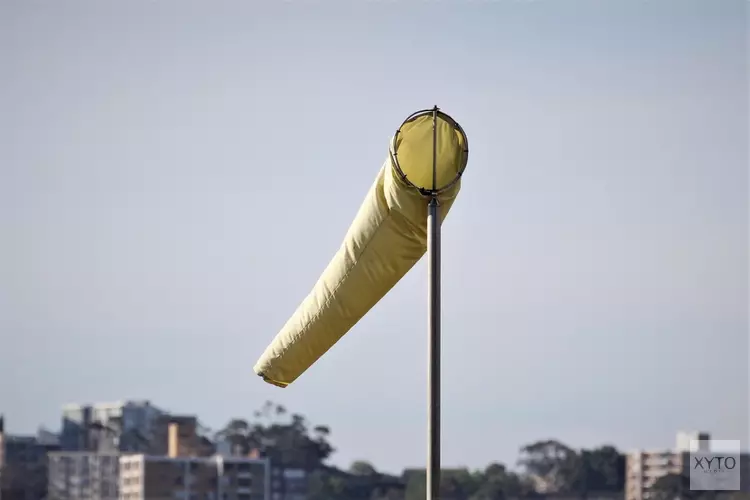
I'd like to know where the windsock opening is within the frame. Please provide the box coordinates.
[391,109,468,194]
[253,109,468,388]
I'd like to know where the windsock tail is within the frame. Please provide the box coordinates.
[253,157,460,387]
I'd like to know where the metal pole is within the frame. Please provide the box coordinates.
[426,106,441,500]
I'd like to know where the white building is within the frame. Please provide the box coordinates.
[626,431,747,500]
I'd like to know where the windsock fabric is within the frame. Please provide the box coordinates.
[254,113,467,388]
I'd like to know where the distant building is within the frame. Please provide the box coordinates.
[0,415,61,500]
[268,466,308,500]
[215,442,308,500]
[47,451,120,500]
[675,431,711,453]
[48,416,258,500]
[149,414,215,457]
[625,431,750,500]
[120,454,269,500]
[60,400,164,453]
[60,404,92,451]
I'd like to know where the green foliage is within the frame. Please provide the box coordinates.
[215,400,334,471]
[350,461,379,476]
[309,464,404,500]
[402,465,534,500]
[651,472,722,500]
[518,440,625,495]
[470,462,536,499]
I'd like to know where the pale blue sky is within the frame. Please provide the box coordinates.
[0,0,747,474]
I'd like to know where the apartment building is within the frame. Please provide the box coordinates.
[61,400,164,452]
[268,466,308,500]
[626,431,749,500]
[47,451,121,500]
[626,449,685,500]
[48,416,268,500]
[215,441,308,500]
[119,454,269,500]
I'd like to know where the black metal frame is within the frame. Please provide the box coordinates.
[390,106,469,196]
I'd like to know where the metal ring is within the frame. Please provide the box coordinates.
[390,108,469,196]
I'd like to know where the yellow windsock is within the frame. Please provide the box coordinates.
[254,110,468,388]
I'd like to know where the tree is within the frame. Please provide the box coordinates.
[652,473,690,500]
[215,418,253,456]
[651,472,718,500]
[216,402,334,470]
[439,468,477,500]
[471,462,534,500]
[350,461,378,476]
[403,469,426,500]
[403,467,492,500]
[518,440,579,494]
[517,440,625,496]
[309,464,405,500]
[308,467,348,500]
[579,446,625,493]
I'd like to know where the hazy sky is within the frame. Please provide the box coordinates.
[1,0,747,474]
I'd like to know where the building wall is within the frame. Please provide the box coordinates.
[60,405,92,451]
[269,466,308,500]
[120,454,144,500]
[626,449,750,500]
[625,450,686,500]
[149,415,211,458]
[60,401,165,453]
[120,455,269,500]
[47,452,120,500]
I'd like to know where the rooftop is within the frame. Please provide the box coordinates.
[62,399,155,410]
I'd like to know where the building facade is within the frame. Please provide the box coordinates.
[268,466,308,500]
[119,454,270,500]
[626,431,749,500]
[48,416,257,500]
[215,441,308,500]
[625,448,686,500]
[47,451,120,500]
[149,414,215,458]
[60,401,165,453]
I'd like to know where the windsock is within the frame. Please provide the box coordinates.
[254,110,468,387]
